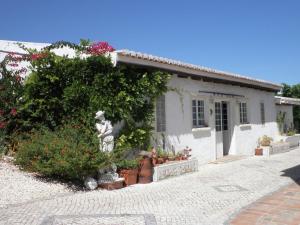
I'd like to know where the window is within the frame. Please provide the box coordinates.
[192,100,205,127]
[222,102,228,131]
[156,95,166,132]
[260,102,265,124]
[239,102,248,124]
[215,102,222,131]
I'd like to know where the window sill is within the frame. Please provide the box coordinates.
[239,124,252,130]
[192,127,211,132]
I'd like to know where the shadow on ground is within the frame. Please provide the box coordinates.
[34,175,85,191]
[281,164,300,185]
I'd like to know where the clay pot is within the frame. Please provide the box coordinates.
[152,157,158,166]
[119,169,138,186]
[138,157,153,184]
[157,158,164,164]
[255,148,263,156]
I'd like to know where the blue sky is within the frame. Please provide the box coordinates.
[1,0,299,85]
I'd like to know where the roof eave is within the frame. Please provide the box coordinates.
[275,96,300,106]
[115,52,282,92]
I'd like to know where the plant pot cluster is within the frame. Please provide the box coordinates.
[152,154,188,166]
[151,146,192,166]
[118,157,153,186]
[255,135,273,156]
[116,146,193,186]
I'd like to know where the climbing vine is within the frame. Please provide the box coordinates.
[3,40,170,151]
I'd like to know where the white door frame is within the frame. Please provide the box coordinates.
[215,100,231,159]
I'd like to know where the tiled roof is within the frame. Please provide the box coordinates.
[0,40,282,91]
[115,50,282,91]
[275,96,300,105]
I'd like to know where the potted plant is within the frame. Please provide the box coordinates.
[167,152,176,161]
[259,135,273,146]
[117,159,139,186]
[255,146,263,156]
[157,148,168,164]
[183,146,192,160]
[138,155,153,183]
[151,147,158,166]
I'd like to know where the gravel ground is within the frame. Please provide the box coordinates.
[0,157,73,208]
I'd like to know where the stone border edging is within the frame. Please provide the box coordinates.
[40,213,157,225]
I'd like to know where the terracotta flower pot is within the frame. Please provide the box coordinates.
[157,158,164,164]
[152,157,158,166]
[138,157,153,184]
[175,156,181,161]
[119,169,138,186]
[255,148,263,156]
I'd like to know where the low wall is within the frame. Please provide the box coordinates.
[281,134,300,148]
[153,158,198,182]
[262,142,292,156]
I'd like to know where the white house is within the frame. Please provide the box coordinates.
[275,96,300,132]
[1,40,299,164]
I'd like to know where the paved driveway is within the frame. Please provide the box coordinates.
[0,148,300,225]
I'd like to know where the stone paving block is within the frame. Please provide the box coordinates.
[1,148,300,225]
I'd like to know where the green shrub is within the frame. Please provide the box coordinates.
[287,129,296,136]
[15,124,108,181]
[116,159,139,170]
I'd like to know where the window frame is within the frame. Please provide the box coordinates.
[239,102,248,124]
[260,102,265,125]
[192,99,206,128]
[215,102,222,132]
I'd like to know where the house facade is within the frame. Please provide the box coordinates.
[1,40,299,164]
[110,50,291,164]
[275,96,300,133]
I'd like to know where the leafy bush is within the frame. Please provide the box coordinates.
[116,159,139,170]
[287,129,296,136]
[15,124,108,181]
[18,41,170,151]
[1,40,170,184]
[281,83,300,132]
[0,56,25,153]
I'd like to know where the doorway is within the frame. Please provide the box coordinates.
[215,101,231,158]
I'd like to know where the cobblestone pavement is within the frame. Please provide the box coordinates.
[1,148,300,225]
[228,179,300,225]
[0,159,71,209]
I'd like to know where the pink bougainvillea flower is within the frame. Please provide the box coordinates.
[8,63,19,67]
[31,52,48,61]
[87,42,115,55]
[7,53,24,62]
[0,121,6,129]
[10,108,17,116]
[17,67,27,75]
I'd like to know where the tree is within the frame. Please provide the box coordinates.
[281,83,300,132]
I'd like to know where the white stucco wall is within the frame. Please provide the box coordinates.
[276,104,294,132]
[1,40,282,164]
[153,75,280,164]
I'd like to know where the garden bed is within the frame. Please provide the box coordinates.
[153,158,198,182]
[280,134,300,148]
